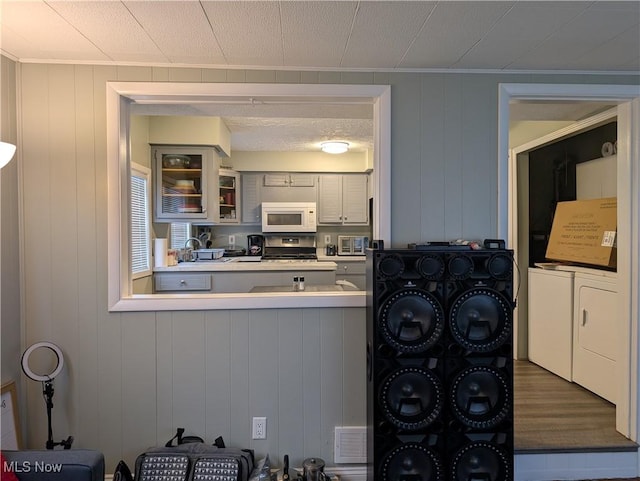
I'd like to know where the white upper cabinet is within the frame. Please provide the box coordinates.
[318,174,369,225]
[217,169,241,224]
[576,154,617,200]
[242,173,262,224]
[264,173,316,187]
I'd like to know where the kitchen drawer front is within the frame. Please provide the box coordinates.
[335,261,366,275]
[155,273,212,292]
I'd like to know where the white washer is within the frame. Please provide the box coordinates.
[528,267,575,381]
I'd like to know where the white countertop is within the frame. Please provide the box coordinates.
[316,254,366,262]
[154,257,338,272]
[250,284,353,293]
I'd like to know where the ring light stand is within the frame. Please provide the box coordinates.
[21,342,74,450]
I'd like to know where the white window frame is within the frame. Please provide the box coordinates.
[130,162,152,280]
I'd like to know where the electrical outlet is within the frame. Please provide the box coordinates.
[252,417,267,439]
[228,235,235,245]
[324,234,331,244]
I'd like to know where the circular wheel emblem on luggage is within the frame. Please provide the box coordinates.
[449,288,511,352]
[448,254,474,280]
[379,366,444,430]
[377,254,405,279]
[451,441,510,481]
[379,289,444,353]
[380,443,444,481]
[450,366,510,429]
[416,254,445,280]
[487,254,512,280]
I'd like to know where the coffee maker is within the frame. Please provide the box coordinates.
[247,234,265,256]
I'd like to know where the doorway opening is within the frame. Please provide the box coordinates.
[499,84,640,449]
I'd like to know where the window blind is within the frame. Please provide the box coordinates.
[131,164,151,278]
[170,223,191,250]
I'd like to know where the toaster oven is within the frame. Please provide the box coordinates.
[338,235,369,255]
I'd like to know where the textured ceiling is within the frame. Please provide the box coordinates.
[2,1,638,71]
[2,1,636,152]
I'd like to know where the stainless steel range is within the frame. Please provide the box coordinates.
[261,235,318,260]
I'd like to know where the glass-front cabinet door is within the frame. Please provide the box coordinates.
[153,146,214,222]
[218,169,240,223]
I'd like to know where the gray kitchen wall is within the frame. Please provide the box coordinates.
[4,59,640,472]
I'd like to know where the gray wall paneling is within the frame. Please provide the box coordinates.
[12,60,639,471]
[0,57,21,392]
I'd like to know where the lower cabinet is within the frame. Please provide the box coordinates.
[572,271,618,404]
[154,270,336,293]
[334,260,366,290]
[214,270,336,293]
[155,273,212,292]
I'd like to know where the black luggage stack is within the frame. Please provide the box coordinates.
[366,244,515,481]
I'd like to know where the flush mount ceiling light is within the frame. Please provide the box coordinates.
[321,141,349,154]
[0,141,16,169]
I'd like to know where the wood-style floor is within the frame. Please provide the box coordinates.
[514,360,637,453]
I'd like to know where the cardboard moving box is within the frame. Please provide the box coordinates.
[545,197,617,269]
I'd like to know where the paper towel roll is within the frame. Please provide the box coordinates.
[601,141,614,157]
[154,238,168,267]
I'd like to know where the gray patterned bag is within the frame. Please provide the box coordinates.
[133,436,255,481]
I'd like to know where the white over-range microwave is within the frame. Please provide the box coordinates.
[261,202,317,233]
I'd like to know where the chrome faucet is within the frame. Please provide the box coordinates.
[182,237,202,262]
[184,237,202,249]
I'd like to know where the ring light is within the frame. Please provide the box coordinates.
[20,341,73,449]
[21,341,64,382]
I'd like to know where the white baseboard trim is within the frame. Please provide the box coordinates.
[515,450,639,481]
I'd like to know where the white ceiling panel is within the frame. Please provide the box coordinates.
[281,2,356,68]
[124,1,226,65]
[201,1,283,66]
[47,1,165,62]
[0,1,110,61]
[511,5,640,69]
[341,2,436,68]
[400,1,514,69]
[588,1,640,14]
[567,25,640,70]
[457,3,589,69]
